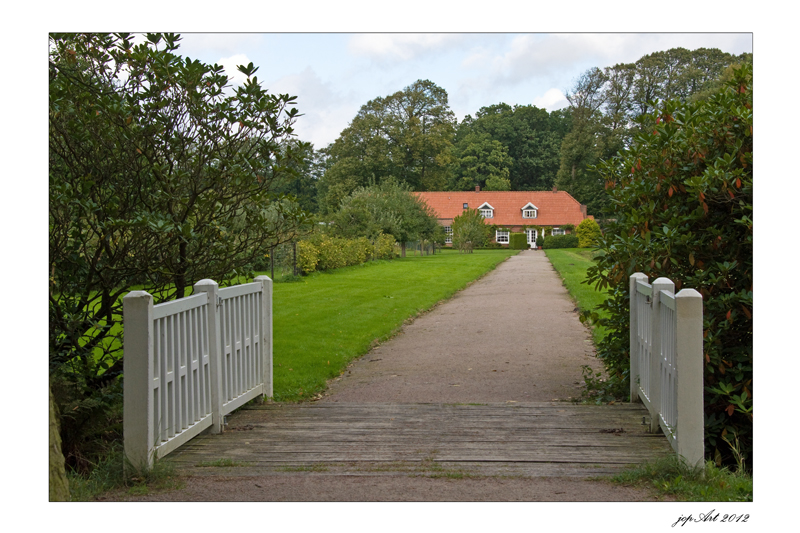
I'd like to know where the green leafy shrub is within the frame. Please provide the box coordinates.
[374,233,398,259]
[297,240,319,274]
[297,232,398,274]
[585,64,752,468]
[509,232,528,249]
[576,218,602,248]
[543,235,579,249]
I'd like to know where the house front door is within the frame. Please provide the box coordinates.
[526,229,537,247]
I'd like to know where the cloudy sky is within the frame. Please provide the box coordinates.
[173,33,753,149]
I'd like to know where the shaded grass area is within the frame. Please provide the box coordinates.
[260,248,517,402]
[544,248,609,344]
[611,456,752,502]
[66,443,183,501]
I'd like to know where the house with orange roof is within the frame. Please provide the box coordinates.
[415,186,592,247]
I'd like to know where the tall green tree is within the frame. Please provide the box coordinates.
[49,33,311,469]
[629,48,752,133]
[556,48,752,217]
[585,64,753,467]
[321,80,456,211]
[273,140,324,214]
[555,67,610,215]
[456,103,569,190]
[448,131,513,191]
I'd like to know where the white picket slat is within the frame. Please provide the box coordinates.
[123,277,272,470]
[629,273,704,468]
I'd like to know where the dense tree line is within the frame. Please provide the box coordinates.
[556,47,752,216]
[306,47,751,221]
[315,81,573,215]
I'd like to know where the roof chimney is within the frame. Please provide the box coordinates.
[475,185,480,192]
[552,186,557,193]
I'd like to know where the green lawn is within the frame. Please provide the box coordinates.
[544,248,609,344]
[260,248,518,401]
[80,249,514,397]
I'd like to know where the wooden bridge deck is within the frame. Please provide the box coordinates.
[167,401,672,478]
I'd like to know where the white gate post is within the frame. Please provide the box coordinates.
[651,277,674,433]
[675,288,705,468]
[629,272,648,402]
[254,275,273,398]
[193,279,224,434]
[123,290,154,471]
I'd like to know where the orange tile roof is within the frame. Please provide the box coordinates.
[414,190,590,227]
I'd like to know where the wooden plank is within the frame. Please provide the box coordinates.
[165,402,674,477]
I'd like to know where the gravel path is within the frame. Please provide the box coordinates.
[321,249,602,404]
[109,250,669,502]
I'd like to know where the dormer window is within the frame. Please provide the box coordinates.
[521,202,538,219]
[478,202,494,219]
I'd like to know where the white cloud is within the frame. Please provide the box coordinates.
[490,34,613,85]
[348,34,464,63]
[217,54,253,86]
[179,34,264,57]
[266,67,361,148]
[532,88,569,112]
[486,33,752,88]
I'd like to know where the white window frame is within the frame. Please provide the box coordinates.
[478,202,494,219]
[552,227,566,236]
[495,230,510,244]
[444,225,452,244]
[521,203,539,219]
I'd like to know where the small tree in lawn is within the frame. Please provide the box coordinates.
[576,218,602,248]
[328,178,438,257]
[451,208,489,253]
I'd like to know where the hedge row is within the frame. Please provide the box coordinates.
[297,233,397,274]
[542,234,579,249]
[509,232,528,250]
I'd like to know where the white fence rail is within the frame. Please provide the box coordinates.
[123,276,272,469]
[630,273,704,468]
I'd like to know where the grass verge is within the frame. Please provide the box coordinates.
[543,247,618,403]
[261,248,517,402]
[66,443,183,500]
[611,455,752,502]
[543,248,608,344]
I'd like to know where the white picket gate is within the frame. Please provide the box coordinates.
[630,273,704,468]
[123,276,272,470]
